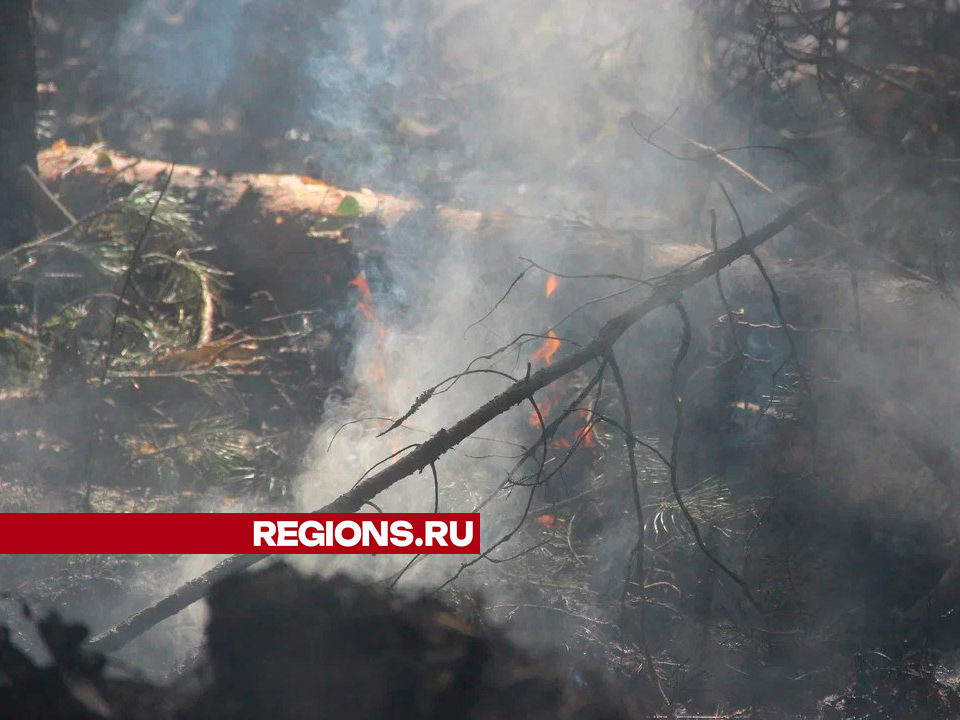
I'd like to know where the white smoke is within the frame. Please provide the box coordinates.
[293,0,702,585]
[77,0,713,677]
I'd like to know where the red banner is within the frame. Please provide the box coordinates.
[0,513,480,554]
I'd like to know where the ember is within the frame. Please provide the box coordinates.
[545,274,559,297]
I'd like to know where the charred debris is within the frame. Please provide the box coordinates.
[0,564,645,720]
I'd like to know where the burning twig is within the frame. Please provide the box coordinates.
[583,410,671,469]
[85,158,877,653]
[474,361,608,514]
[462,331,583,381]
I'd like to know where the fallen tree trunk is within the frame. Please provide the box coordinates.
[39,144,420,226]
[86,155,882,653]
[37,146,707,315]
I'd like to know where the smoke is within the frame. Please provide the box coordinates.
[32,0,960,699]
[291,0,706,620]
[285,0,960,687]
[68,0,714,675]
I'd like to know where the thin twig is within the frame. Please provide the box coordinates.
[718,181,812,400]
[464,262,533,336]
[749,249,812,400]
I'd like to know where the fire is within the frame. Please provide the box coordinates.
[528,387,559,429]
[531,330,560,366]
[545,274,559,297]
[350,273,377,324]
[534,514,562,529]
[522,279,600,456]
[350,272,388,395]
[527,332,561,428]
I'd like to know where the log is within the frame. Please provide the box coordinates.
[195,564,646,719]
[38,145,419,227]
[37,145,708,315]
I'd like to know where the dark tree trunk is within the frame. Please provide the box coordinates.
[0,0,37,251]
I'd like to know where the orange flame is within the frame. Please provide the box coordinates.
[527,331,562,427]
[545,274,559,297]
[351,272,388,396]
[528,392,554,428]
[350,273,377,324]
[531,330,560,366]
[534,514,562,529]
[350,272,373,300]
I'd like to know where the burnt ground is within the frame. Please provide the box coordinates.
[0,564,647,720]
[4,563,960,720]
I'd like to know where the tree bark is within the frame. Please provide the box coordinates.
[38,145,708,314]
[0,0,38,250]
